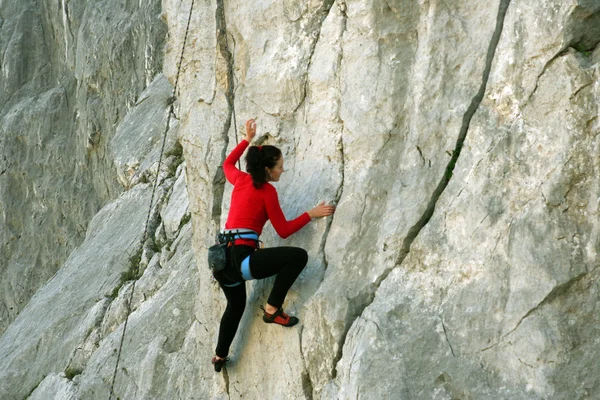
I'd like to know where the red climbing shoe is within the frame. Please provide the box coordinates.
[211,356,229,372]
[260,305,299,327]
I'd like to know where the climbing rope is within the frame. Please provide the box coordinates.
[107,0,195,398]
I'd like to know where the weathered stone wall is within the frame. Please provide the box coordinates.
[0,0,598,399]
[177,0,600,398]
[0,0,166,333]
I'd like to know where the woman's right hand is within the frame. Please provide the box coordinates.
[245,119,257,142]
[308,201,336,218]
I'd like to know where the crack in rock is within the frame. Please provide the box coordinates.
[480,267,598,353]
[213,0,236,229]
[398,0,512,262]
[320,134,346,272]
[293,0,337,114]
[299,326,315,400]
[523,49,567,107]
[223,367,231,398]
[440,315,456,357]
[319,2,348,273]
[501,271,588,341]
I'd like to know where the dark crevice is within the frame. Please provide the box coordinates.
[24,375,46,399]
[212,4,235,392]
[320,2,348,274]
[416,145,426,165]
[223,367,231,397]
[523,49,567,107]
[440,316,456,357]
[570,81,594,100]
[526,6,600,106]
[564,5,600,53]
[516,357,535,369]
[293,0,337,114]
[331,289,375,379]
[299,327,315,400]
[301,371,315,400]
[320,134,345,272]
[213,0,235,229]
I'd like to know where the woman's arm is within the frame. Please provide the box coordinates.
[223,140,249,184]
[264,185,311,239]
[223,120,257,184]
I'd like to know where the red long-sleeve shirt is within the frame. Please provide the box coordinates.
[223,139,311,239]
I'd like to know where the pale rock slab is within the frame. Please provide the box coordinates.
[0,183,154,399]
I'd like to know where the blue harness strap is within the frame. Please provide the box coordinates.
[222,281,242,288]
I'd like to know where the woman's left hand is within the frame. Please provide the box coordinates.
[308,201,336,218]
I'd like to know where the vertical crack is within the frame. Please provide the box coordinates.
[213,4,235,394]
[440,315,456,357]
[213,0,236,228]
[320,134,346,272]
[223,367,231,397]
[293,0,337,113]
[299,326,315,400]
[318,2,347,273]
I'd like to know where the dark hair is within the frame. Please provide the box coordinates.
[245,145,282,189]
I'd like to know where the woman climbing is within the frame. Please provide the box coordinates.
[211,119,335,372]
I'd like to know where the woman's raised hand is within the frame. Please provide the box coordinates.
[308,201,336,219]
[245,119,257,142]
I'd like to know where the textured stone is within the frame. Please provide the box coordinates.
[110,74,179,189]
[75,223,200,399]
[160,163,190,241]
[0,0,167,334]
[0,183,154,399]
[28,374,78,400]
[0,43,180,397]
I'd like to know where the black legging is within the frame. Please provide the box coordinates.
[213,245,308,358]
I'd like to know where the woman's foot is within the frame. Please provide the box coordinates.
[211,356,229,372]
[260,305,299,327]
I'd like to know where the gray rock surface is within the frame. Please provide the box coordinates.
[0,0,166,333]
[177,0,600,398]
[0,0,599,399]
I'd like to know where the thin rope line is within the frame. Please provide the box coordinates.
[107,1,195,398]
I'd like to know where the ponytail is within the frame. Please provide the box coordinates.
[245,145,282,189]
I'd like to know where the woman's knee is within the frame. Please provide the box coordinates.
[292,247,308,268]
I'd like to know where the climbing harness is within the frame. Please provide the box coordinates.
[209,228,261,288]
[107,0,195,398]
[208,229,260,272]
[208,229,258,272]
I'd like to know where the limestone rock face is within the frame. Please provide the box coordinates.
[177,0,600,398]
[0,0,599,399]
[0,67,187,398]
[0,0,166,333]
